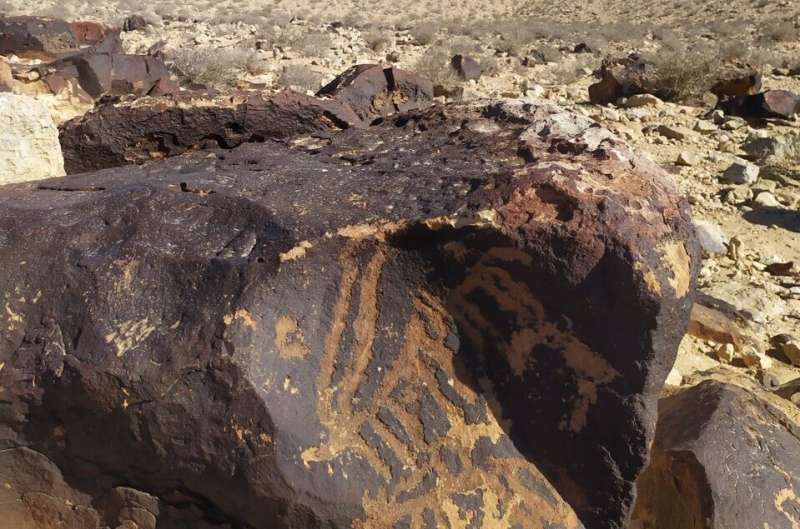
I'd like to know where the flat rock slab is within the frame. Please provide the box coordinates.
[632,380,800,529]
[0,100,698,529]
[59,90,363,174]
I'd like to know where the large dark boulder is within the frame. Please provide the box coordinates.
[0,16,112,58]
[632,380,800,529]
[718,89,800,120]
[0,100,698,529]
[59,90,364,174]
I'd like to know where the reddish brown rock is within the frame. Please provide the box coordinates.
[588,55,677,105]
[686,302,745,349]
[59,90,363,173]
[1,100,696,529]
[0,16,77,56]
[632,380,800,529]
[317,63,433,124]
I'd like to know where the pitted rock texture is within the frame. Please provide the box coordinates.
[59,90,363,174]
[631,380,800,529]
[0,100,697,529]
[0,92,65,183]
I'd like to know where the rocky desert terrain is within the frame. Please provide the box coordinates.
[0,1,799,529]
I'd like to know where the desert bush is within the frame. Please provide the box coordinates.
[364,30,393,52]
[171,47,257,88]
[276,64,324,92]
[410,22,438,45]
[414,46,458,87]
[641,48,717,102]
[763,20,798,42]
[294,32,333,56]
[492,21,536,56]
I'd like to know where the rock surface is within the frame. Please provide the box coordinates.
[0,100,697,529]
[631,380,800,529]
[0,92,64,183]
[59,90,364,174]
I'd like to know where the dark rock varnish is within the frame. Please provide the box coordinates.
[0,100,697,529]
[632,380,800,529]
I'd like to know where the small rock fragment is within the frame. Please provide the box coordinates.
[692,219,727,254]
[753,191,781,208]
[722,161,759,185]
[657,124,692,141]
[693,119,717,133]
[623,93,662,108]
[122,15,148,32]
[676,151,699,166]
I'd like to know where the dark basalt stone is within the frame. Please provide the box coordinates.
[59,90,363,174]
[0,100,697,529]
[718,89,800,120]
[632,380,800,529]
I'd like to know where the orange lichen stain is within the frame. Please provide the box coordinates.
[275,315,309,359]
[660,241,691,298]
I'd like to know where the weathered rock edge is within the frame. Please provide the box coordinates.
[0,100,698,529]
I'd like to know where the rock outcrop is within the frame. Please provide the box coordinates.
[59,90,363,174]
[632,380,800,529]
[0,16,111,59]
[719,90,800,120]
[0,100,698,529]
[0,92,65,183]
[316,64,433,124]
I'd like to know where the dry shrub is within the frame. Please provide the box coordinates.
[364,30,393,51]
[276,64,324,92]
[764,20,798,42]
[642,48,716,102]
[414,46,458,87]
[171,47,258,88]
[410,22,438,45]
[295,32,333,56]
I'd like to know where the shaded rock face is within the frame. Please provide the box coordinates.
[719,90,800,120]
[317,64,433,125]
[0,16,107,58]
[631,380,800,529]
[588,55,663,105]
[0,92,65,183]
[59,91,363,174]
[0,100,697,529]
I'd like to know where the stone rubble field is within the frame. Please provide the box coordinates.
[0,1,799,529]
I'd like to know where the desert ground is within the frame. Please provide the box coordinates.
[1,0,800,528]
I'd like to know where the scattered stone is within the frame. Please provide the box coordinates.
[317,64,433,124]
[772,334,800,366]
[632,381,800,529]
[1,100,699,529]
[740,345,773,370]
[742,133,797,164]
[676,150,699,166]
[657,124,692,141]
[59,90,364,173]
[687,302,743,349]
[722,160,759,185]
[573,42,594,53]
[721,116,746,130]
[451,54,481,81]
[715,343,735,362]
[623,93,662,108]
[692,219,727,254]
[753,190,781,208]
[709,72,762,98]
[764,261,796,277]
[122,14,148,32]
[719,90,800,120]
[0,92,65,183]
[693,119,717,134]
[722,186,754,205]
